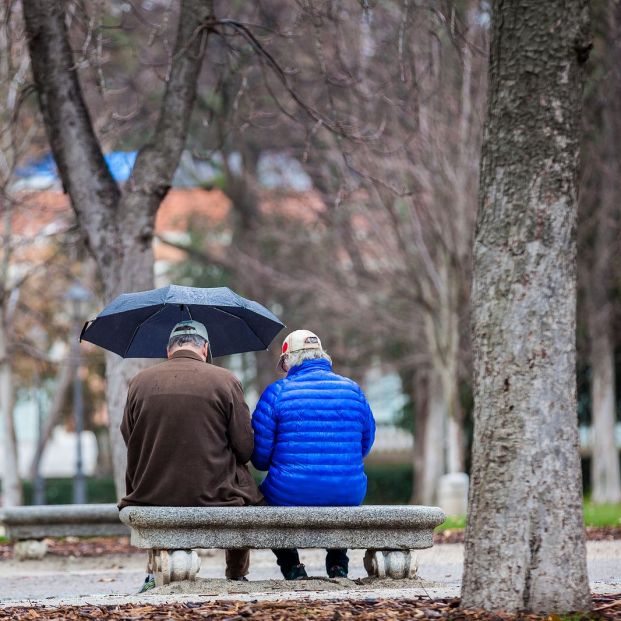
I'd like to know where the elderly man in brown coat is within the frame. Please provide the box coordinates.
[119,320,262,591]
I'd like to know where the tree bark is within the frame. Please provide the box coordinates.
[23,0,214,500]
[462,0,591,613]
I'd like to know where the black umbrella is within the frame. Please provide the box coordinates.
[80,285,284,358]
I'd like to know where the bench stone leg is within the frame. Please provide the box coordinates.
[149,549,201,586]
[382,550,411,579]
[364,549,412,579]
[14,540,48,561]
[364,549,379,577]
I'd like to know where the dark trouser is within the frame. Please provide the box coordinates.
[273,548,349,575]
[225,549,250,579]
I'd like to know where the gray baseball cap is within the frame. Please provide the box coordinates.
[168,320,211,362]
[169,320,209,342]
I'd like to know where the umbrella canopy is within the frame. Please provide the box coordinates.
[80,285,284,359]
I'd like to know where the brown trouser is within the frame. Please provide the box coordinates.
[225,549,250,578]
[224,496,267,578]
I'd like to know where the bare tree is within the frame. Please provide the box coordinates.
[462,0,591,613]
[22,0,215,498]
[162,1,488,504]
[579,0,621,505]
[0,0,37,506]
[287,1,487,502]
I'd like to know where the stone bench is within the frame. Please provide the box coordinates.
[119,505,445,585]
[0,504,129,560]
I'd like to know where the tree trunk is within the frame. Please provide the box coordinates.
[103,237,156,498]
[420,366,448,506]
[589,328,621,503]
[28,353,72,481]
[400,368,426,505]
[0,307,22,506]
[425,292,464,483]
[93,427,113,477]
[462,0,591,613]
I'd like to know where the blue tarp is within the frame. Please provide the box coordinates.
[16,151,137,183]
[15,150,312,191]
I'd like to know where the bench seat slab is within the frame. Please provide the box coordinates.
[1,504,129,541]
[120,505,445,551]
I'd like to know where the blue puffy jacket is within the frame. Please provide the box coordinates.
[251,358,376,506]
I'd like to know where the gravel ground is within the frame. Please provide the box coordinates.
[0,542,619,607]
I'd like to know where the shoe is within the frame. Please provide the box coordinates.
[327,565,348,579]
[138,574,156,593]
[229,576,249,581]
[283,563,308,580]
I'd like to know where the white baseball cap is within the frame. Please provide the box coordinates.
[278,329,322,371]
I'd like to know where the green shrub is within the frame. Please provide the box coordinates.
[21,477,117,505]
[364,463,413,504]
[16,465,416,507]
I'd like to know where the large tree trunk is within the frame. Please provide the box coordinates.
[24,0,214,501]
[462,0,591,613]
[103,240,156,496]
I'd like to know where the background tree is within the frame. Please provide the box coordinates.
[462,0,591,613]
[1,0,36,506]
[578,0,621,505]
[169,1,488,503]
[22,0,215,498]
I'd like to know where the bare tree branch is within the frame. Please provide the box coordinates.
[22,0,120,272]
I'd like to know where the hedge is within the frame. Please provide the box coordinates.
[14,464,414,506]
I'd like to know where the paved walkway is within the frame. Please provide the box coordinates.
[0,542,619,607]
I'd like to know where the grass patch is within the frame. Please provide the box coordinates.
[583,502,621,527]
[434,514,466,532]
[434,502,621,532]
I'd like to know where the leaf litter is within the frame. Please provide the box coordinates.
[0,595,619,620]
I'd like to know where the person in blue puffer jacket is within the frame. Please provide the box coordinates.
[251,329,375,580]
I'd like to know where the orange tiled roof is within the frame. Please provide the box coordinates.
[10,188,323,263]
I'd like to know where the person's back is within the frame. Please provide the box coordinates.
[251,329,375,580]
[120,320,262,587]
[120,351,260,509]
[252,358,374,506]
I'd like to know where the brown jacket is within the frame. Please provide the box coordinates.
[119,350,262,509]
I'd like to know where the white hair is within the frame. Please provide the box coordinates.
[283,348,332,372]
[168,334,207,350]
